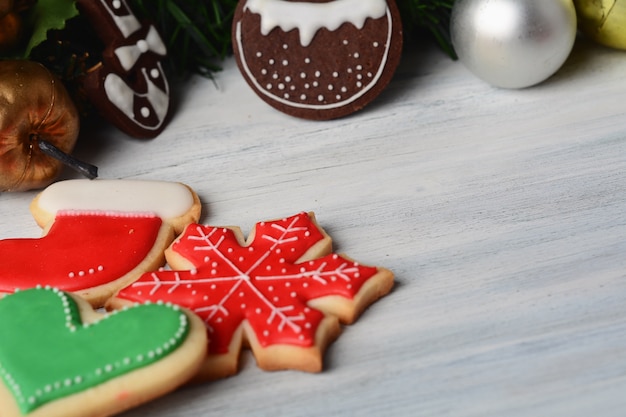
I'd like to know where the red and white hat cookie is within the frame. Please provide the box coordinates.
[232,0,403,120]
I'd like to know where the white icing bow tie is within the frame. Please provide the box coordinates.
[114,26,167,71]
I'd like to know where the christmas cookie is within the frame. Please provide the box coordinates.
[76,0,171,138]
[0,287,207,417]
[232,0,403,120]
[0,179,201,307]
[110,212,394,379]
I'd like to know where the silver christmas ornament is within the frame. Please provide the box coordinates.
[450,0,578,88]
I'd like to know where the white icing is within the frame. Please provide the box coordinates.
[114,26,167,71]
[37,180,194,219]
[103,64,169,131]
[244,0,387,47]
[235,6,393,111]
[99,0,141,38]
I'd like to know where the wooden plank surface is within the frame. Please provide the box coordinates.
[1,36,625,416]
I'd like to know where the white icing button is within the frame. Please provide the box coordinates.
[141,107,150,118]
[137,40,149,53]
[150,68,160,79]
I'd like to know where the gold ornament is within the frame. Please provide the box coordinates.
[574,0,626,49]
[0,60,80,192]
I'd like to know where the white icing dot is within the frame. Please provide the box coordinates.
[328,84,334,90]
[282,60,288,66]
[241,303,246,309]
[256,308,262,314]
[304,58,311,63]
[278,83,285,90]
[285,76,291,82]
[269,59,275,65]
[68,272,75,278]
[300,72,306,79]
[239,292,245,297]
[343,39,349,45]
[304,83,310,89]
[266,83,272,90]
[356,65,363,70]
[227,247,234,253]
[341,86,348,93]
[137,40,149,53]
[283,44,288,49]
[266,265,272,271]
[357,74,363,80]
[268,286,274,292]
[367,72,373,78]
[318,95,324,102]
[314,71,321,77]
[256,51,262,57]
[263,330,270,337]
[261,69,267,75]
[347,68,353,73]
[290,292,297,298]
[272,73,279,80]
[112,0,121,9]
[303,282,309,288]
[150,68,160,79]
[373,41,379,47]
[273,296,279,302]
[354,52,360,58]
[336,94,341,100]
[141,107,150,118]
[312,81,319,87]
[333,72,339,77]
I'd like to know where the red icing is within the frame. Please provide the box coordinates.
[0,212,162,293]
[117,212,378,354]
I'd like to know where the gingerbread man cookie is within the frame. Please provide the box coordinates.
[232,0,403,120]
[110,212,394,379]
[0,287,207,417]
[0,179,201,307]
[77,0,171,138]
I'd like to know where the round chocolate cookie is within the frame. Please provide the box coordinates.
[232,0,403,120]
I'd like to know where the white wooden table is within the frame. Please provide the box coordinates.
[2,35,626,416]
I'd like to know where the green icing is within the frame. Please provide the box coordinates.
[0,288,189,414]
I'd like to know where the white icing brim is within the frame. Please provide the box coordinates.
[36,179,195,219]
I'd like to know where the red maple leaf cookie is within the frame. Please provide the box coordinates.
[0,179,201,307]
[110,212,394,379]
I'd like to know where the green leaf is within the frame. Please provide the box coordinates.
[24,0,79,56]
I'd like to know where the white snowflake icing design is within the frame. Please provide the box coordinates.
[122,212,378,353]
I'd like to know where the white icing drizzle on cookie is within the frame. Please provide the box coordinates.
[36,180,194,219]
[235,5,393,111]
[244,0,387,47]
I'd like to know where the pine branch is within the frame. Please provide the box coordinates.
[398,0,456,59]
